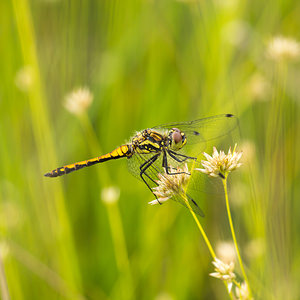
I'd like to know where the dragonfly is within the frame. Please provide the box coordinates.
[44,114,238,215]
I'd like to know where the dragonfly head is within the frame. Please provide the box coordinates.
[169,128,187,150]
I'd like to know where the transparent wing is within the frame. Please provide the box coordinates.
[153,114,239,155]
[153,114,237,141]
[127,152,205,216]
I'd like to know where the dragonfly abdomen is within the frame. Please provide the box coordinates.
[44,145,132,177]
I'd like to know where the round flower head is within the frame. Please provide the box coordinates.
[235,282,252,300]
[209,257,236,292]
[267,36,300,62]
[101,186,120,205]
[197,144,242,179]
[64,87,93,116]
[15,66,33,92]
[149,164,190,205]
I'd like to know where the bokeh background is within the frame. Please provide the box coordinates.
[1,0,300,299]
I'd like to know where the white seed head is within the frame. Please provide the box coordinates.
[149,164,190,205]
[64,87,93,116]
[235,282,252,300]
[15,66,33,92]
[0,200,22,229]
[197,144,242,178]
[209,257,236,284]
[101,186,120,205]
[267,36,300,62]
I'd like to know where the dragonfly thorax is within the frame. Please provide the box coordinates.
[132,129,165,154]
[131,128,187,154]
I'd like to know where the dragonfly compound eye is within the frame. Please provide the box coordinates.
[172,128,182,144]
[170,128,187,150]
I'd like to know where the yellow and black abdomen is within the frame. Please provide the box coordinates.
[44,145,132,177]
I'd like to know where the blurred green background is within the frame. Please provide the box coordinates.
[1,0,300,299]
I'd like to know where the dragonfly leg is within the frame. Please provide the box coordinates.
[168,150,197,161]
[167,151,188,163]
[163,151,191,176]
[139,153,162,202]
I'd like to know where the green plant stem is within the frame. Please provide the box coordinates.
[106,202,134,299]
[183,196,216,258]
[222,177,252,297]
[186,162,216,257]
[183,195,233,299]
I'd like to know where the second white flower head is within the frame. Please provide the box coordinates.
[197,144,242,178]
